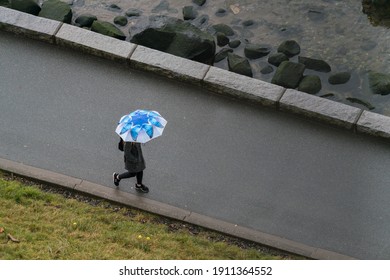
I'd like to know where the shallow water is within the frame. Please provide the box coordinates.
[67,0,390,115]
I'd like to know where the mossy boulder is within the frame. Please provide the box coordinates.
[216,32,229,46]
[244,43,271,59]
[260,65,274,75]
[277,40,301,57]
[298,75,322,94]
[75,14,97,28]
[131,16,215,64]
[183,6,197,20]
[209,23,234,36]
[125,8,142,17]
[229,39,241,48]
[91,20,126,40]
[214,48,233,62]
[39,0,72,24]
[114,16,128,26]
[10,0,41,15]
[268,52,289,66]
[368,71,390,95]
[328,72,351,85]
[227,53,253,77]
[362,0,390,27]
[0,0,10,8]
[298,56,331,73]
[271,61,305,88]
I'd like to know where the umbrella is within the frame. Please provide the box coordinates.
[115,109,167,143]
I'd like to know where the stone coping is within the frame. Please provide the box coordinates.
[1,6,389,141]
[0,6,61,42]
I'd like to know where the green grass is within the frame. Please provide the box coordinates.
[0,174,303,260]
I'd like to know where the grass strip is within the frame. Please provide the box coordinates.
[0,174,303,260]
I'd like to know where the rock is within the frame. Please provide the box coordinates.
[242,20,255,27]
[214,48,233,62]
[363,0,388,8]
[298,56,331,72]
[108,4,121,12]
[72,0,85,7]
[209,23,234,36]
[39,0,72,24]
[75,14,97,27]
[227,53,253,77]
[114,16,128,26]
[308,9,326,21]
[298,75,322,94]
[183,6,197,20]
[228,39,241,48]
[271,61,305,88]
[151,0,177,13]
[132,28,174,50]
[277,40,300,57]
[346,97,375,110]
[362,0,390,27]
[130,16,215,64]
[244,43,271,59]
[215,8,227,17]
[216,32,229,46]
[328,72,351,85]
[268,52,289,67]
[368,71,390,95]
[192,0,206,6]
[320,92,344,102]
[91,20,126,40]
[320,93,335,98]
[0,0,10,8]
[7,233,20,243]
[230,3,240,14]
[260,65,274,75]
[191,14,209,28]
[10,0,41,15]
[126,8,142,17]
[361,40,377,51]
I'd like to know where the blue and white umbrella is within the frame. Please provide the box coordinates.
[115,110,167,143]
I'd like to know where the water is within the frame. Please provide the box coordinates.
[66,0,390,115]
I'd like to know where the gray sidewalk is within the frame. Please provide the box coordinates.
[1,30,390,260]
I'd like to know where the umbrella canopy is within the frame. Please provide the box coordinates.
[115,110,167,143]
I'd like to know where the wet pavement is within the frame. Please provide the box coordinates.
[1,31,390,259]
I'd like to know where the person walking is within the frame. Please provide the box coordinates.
[113,138,149,193]
[114,109,167,193]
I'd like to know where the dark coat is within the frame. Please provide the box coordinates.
[123,142,146,173]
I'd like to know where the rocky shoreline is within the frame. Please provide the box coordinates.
[2,0,390,113]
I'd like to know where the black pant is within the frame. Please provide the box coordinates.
[118,171,143,185]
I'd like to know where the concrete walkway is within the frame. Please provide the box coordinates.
[1,31,390,259]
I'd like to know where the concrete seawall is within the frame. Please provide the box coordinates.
[1,6,390,140]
